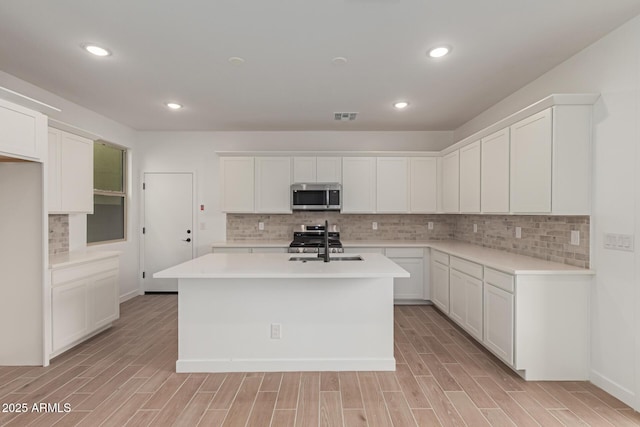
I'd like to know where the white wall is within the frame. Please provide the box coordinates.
[453,16,640,410]
[136,131,451,254]
[0,71,140,302]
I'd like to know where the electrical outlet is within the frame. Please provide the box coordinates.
[372,222,378,230]
[515,226,522,239]
[570,230,580,246]
[258,222,264,231]
[428,222,434,230]
[270,324,281,339]
[473,223,478,233]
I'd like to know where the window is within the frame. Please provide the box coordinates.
[87,141,127,244]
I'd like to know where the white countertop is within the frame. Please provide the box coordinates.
[154,253,410,279]
[49,250,121,269]
[211,240,593,275]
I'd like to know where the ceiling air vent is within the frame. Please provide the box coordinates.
[334,112,358,121]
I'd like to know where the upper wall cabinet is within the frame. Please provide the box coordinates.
[293,156,342,183]
[342,157,376,213]
[376,157,408,213]
[255,157,292,213]
[220,156,255,212]
[459,141,481,213]
[409,157,437,213]
[48,128,94,214]
[441,151,460,213]
[0,98,46,162]
[481,128,510,213]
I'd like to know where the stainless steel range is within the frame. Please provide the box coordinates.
[287,224,344,254]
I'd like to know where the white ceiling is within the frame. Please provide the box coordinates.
[1,0,639,131]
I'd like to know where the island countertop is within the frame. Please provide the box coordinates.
[154,252,410,279]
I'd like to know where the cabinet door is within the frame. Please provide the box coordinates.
[0,98,46,161]
[442,151,459,213]
[316,157,342,183]
[60,131,93,213]
[459,141,481,213]
[255,157,291,213]
[481,128,510,213]
[510,109,552,213]
[484,283,514,365]
[376,157,408,213]
[293,157,316,183]
[390,257,424,300]
[342,157,376,213]
[90,270,119,330]
[48,129,61,212]
[449,269,466,325]
[220,157,255,212]
[52,280,89,352]
[409,157,437,213]
[431,261,450,313]
[465,274,483,341]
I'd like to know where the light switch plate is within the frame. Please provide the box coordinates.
[372,222,378,230]
[515,226,522,239]
[473,224,478,233]
[258,222,264,231]
[428,222,434,230]
[570,230,580,246]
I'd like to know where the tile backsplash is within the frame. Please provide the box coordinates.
[49,214,69,255]
[227,213,590,268]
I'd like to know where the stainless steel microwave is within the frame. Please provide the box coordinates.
[291,183,341,211]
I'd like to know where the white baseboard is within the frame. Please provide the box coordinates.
[119,289,140,303]
[590,369,638,410]
[176,358,396,373]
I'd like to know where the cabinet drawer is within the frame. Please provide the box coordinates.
[432,250,449,265]
[484,268,514,293]
[52,258,119,286]
[385,247,424,258]
[450,256,483,280]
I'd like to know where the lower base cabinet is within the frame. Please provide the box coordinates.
[51,256,119,356]
[431,251,450,313]
[449,261,483,341]
[483,283,514,365]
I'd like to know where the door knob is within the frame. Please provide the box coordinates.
[183,238,191,242]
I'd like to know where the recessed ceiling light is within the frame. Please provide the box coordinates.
[331,56,348,65]
[228,56,245,65]
[428,46,451,58]
[166,102,183,110]
[394,101,409,109]
[81,44,111,57]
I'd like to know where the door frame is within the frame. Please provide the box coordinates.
[139,171,197,293]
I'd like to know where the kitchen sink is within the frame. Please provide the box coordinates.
[288,256,363,262]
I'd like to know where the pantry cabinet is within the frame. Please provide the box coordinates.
[255,157,291,213]
[0,98,46,161]
[220,156,255,212]
[481,128,510,213]
[441,151,459,213]
[48,128,94,213]
[342,157,376,213]
[459,141,481,213]
[409,157,437,213]
[376,157,408,213]
[50,255,120,356]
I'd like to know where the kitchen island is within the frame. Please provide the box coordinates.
[154,252,409,373]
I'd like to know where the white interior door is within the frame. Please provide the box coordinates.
[143,172,194,292]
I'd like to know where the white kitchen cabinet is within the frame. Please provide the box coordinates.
[48,128,94,213]
[255,157,291,213]
[342,157,376,213]
[293,156,342,183]
[431,251,450,313]
[441,151,459,213]
[409,157,437,213]
[481,128,510,213]
[459,141,481,213]
[50,255,119,356]
[0,98,46,161]
[484,280,514,365]
[220,157,255,212]
[510,109,552,213]
[449,266,483,341]
[386,248,424,301]
[376,157,408,213]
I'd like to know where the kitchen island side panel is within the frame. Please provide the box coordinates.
[177,277,395,372]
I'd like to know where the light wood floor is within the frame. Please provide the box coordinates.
[1,295,639,427]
